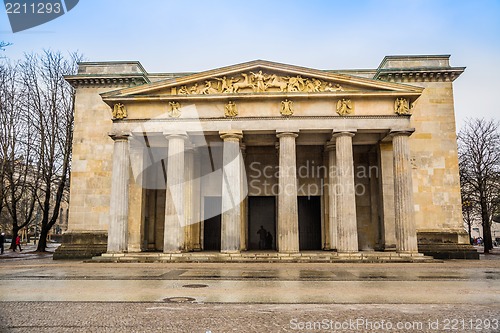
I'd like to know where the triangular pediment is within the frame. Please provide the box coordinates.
[101,60,422,102]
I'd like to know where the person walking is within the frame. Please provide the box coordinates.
[0,233,5,254]
[14,234,22,252]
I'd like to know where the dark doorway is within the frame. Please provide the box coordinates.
[248,196,276,250]
[298,196,322,250]
[203,197,221,251]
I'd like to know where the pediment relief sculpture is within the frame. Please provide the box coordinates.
[174,71,346,95]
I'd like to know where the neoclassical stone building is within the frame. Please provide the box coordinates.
[54,55,478,261]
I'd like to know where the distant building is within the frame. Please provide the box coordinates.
[55,55,478,260]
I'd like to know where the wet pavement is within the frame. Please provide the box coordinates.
[0,248,499,332]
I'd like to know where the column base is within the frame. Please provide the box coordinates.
[126,246,142,253]
[383,244,397,252]
[53,231,107,260]
[192,245,202,252]
[221,250,240,254]
[396,251,421,255]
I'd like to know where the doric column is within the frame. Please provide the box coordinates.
[184,143,195,251]
[333,131,358,253]
[240,143,248,251]
[326,141,337,250]
[191,149,202,251]
[276,132,299,253]
[220,130,244,253]
[107,133,130,253]
[391,129,418,253]
[163,133,187,253]
[379,142,397,251]
[127,138,146,252]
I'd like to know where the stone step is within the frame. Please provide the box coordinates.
[90,252,437,263]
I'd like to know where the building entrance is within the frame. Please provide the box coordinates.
[248,196,276,250]
[203,197,221,251]
[298,196,322,250]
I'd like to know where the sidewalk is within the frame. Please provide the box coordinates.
[0,242,59,260]
[476,246,500,260]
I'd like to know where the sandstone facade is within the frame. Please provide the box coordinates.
[54,56,478,260]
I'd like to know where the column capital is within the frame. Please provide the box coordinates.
[164,132,188,141]
[325,140,336,151]
[184,142,197,153]
[276,131,298,139]
[331,130,356,139]
[109,132,130,141]
[220,130,243,142]
[390,128,415,137]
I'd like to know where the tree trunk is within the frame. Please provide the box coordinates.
[9,225,19,250]
[36,228,48,252]
[467,217,472,245]
[481,195,493,253]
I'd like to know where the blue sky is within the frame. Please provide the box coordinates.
[1,0,499,129]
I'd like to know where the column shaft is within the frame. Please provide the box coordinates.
[240,143,248,251]
[163,134,186,253]
[392,131,418,253]
[127,145,145,252]
[277,132,299,253]
[192,151,202,251]
[326,142,338,250]
[379,142,397,251]
[220,131,244,253]
[184,146,195,251]
[334,132,358,253]
[107,134,130,253]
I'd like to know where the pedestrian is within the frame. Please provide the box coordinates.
[0,233,5,254]
[15,234,22,252]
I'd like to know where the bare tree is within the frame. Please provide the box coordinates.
[0,60,41,249]
[0,42,13,230]
[458,118,500,253]
[0,61,12,231]
[19,50,81,252]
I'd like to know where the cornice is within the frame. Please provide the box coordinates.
[374,67,465,83]
[64,74,150,88]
